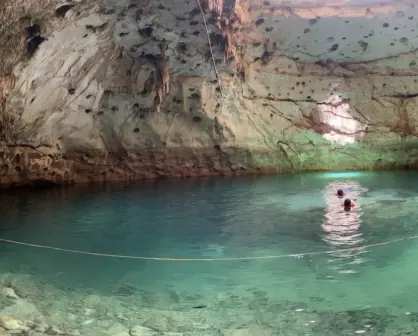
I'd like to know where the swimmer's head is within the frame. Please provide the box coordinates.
[337,189,344,197]
[343,198,352,209]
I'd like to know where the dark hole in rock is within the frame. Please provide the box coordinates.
[215,87,221,92]
[140,53,157,63]
[188,7,200,19]
[85,109,91,113]
[306,96,311,100]
[261,51,272,63]
[207,16,218,25]
[97,111,104,116]
[26,24,41,37]
[112,106,118,112]
[15,166,22,173]
[265,26,273,32]
[192,31,200,36]
[100,8,116,15]
[255,18,264,26]
[30,97,35,104]
[309,18,318,25]
[119,32,129,37]
[68,88,76,94]
[262,103,268,106]
[394,27,399,30]
[128,2,137,9]
[86,94,92,99]
[157,4,165,9]
[134,103,139,108]
[55,4,75,17]
[189,93,200,99]
[27,36,47,56]
[196,63,201,67]
[83,34,88,38]
[383,23,389,28]
[344,20,349,23]
[409,16,414,20]
[181,60,187,64]
[177,42,187,52]
[214,144,221,150]
[189,21,199,26]
[270,113,273,118]
[138,26,153,37]
[329,44,339,52]
[304,28,310,33]
[192,116,202,122]
[210,33,226,51]
[133,128,140,133]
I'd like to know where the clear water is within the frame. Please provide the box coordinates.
[1,172,418,335]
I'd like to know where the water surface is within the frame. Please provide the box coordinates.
[0,172,417,335]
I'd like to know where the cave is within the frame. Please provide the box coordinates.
[1,2,418,335]
[2,0,418,185]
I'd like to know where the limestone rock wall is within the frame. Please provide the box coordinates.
[1,0,418,186]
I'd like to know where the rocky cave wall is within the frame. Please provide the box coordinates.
[1,0,418,186]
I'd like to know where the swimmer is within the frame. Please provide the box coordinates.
[336,189,345,197]
[342,198,355,212]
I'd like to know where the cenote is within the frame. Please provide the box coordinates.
[1,171,418,335]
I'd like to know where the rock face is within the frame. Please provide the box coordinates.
[1,0,418,186]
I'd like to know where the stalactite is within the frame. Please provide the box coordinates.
[154,39,170,112]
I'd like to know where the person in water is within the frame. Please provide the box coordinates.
[336,189,345,197]
[343,198,355,211]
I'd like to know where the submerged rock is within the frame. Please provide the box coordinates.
[1,288,18,300]
[0,316,27,332]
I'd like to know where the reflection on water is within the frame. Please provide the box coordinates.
[322,180,369,273]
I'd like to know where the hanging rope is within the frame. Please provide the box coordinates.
[0,235,417,262]
[195,0,224,96]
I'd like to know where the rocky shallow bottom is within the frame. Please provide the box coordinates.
[0,271,417,336]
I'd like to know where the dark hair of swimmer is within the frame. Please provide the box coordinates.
[343,198,355,211]
[337,189,344,197]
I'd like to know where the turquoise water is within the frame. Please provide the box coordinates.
[0,172,418,335]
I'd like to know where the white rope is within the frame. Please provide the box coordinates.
[195,0,224,96]
[0,235,416,262]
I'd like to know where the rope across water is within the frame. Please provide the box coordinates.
[0,235,417,262]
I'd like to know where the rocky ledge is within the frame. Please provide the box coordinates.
[1,0,418,187]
